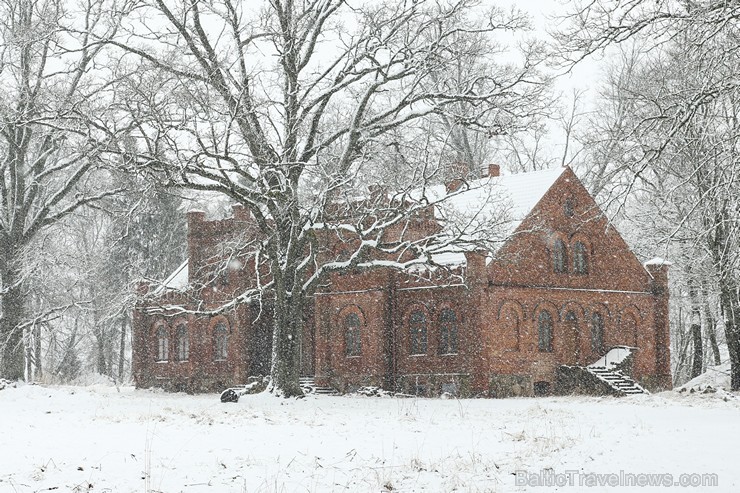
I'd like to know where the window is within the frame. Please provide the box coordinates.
[573,241,588,274]
[409,310,428,355]
[214,323,229,361]
[553,239,567,273]
[156,327,168,362]
[439,308,458,354]
[344,313,362,357]
[564,197,575,217]
[175,324,189,361]
[538,310,553,352]
[591,312,604,354]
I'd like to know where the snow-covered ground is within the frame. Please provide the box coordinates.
[1,384,737,492]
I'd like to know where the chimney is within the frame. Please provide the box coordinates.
[464,250,487,287]
[231,203,248,221]
[445,178,464,194]
[487,164,500,177]
[445,161,471,193]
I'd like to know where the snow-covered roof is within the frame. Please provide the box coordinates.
[644,257,672,266]
[429,166,564,231]
[423,167,566,256]
[153,259,189,295]
[430,251,467,266]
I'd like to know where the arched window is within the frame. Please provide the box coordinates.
[538,310,553,352]
[175,324,189,361]
[344,313,362,357]
[439,308,458,355]
[591,312,604,354]
[409,310,427,355]
[553,239,567,273]
[214,323,229,361]
[622,313,638,347]
[573,241,588,274]
[156,326,169,362]
[564,197,575,217]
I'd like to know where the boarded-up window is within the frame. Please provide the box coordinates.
[622,313,638,347]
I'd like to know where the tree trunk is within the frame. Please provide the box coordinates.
[33,323,43,379]
[690,322,703,378]
[268,279,304,397]
[718,281,740,390]
[118,313,127,382]
[25,328,32,381]
[94,327,108,376]
[92,295,109,376]
[0,267,26,381]
[702,287,721,366]
[688,279,703,379]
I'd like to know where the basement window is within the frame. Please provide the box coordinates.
[534,381,551,396]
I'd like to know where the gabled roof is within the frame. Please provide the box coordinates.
[156,167,568,284]
[423,166,567,265]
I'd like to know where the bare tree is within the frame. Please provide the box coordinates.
[560,6,740,386]
[110,0,549,396]
[0,0,126,380]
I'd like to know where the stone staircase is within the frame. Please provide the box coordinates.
[299,376,338,395]
[556,346,649,396]
[586,366,648,395]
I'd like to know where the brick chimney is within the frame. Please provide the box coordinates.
[231,203,248,221]
[445,161,470,193]
[464,250,487,287]
[445,178,464,193]
[488,164,500,177]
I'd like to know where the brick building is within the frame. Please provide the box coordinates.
[132,166,672,396]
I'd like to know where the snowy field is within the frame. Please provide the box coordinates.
[1,383,738,493]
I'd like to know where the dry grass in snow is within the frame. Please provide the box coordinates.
[1,383,738,492]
